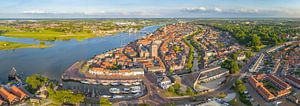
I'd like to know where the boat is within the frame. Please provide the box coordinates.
[80,80,90,84]
[134,93,141,96]
[132,81,141,85]
[109,88,121,94]
[91,81,100,85]
[121,82,132,86]
[101,95,111,98]
[131,86,142,93]
[123,88,131,91]
[112,95,124,99]
[102,82,110,86]
[111,82,120,86]
[122,88,131,93]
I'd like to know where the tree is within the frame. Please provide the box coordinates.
[25,74,48,90]
[235,80,246,94]
[173,45,181,53]
[245,51,253,58]
[250,34,262,47]
[221,59,240,74]
[231,52,238,60]
[167,86,175,93]
[173,83,181,90]
[100,97,112,106]
[48,88,85,105]
[186,87,194,96]
[169,68,174,75]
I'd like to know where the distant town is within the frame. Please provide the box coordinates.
[0,19,300,106]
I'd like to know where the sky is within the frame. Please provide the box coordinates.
[0,0,300,18]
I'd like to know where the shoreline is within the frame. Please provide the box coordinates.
[0,41,52,50]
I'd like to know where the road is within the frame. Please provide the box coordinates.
[192,51,199,71]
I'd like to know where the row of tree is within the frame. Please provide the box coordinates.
[214,23,298,51]
[25,74,85,105]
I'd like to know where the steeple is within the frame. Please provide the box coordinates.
[8,67,17,81]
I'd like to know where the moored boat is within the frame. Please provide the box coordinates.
[101,95,111,98]
[131,86,142,93]
[91,81,100,85]
[102,82,110,85]
[122,88,131,93]
[121,82,132,86]
[111,82,120,86]
[80,80,90,84]
[109,88,121,94]
[132,81,141,85]
[112,95,124,99]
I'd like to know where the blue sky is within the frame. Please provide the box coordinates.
[0,0,300,18]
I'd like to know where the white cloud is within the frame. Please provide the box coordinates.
[83,11,106,15]
[214,8,222,12]
[236,8,260,13]
[22,10,47,14]
[184,7,207,12]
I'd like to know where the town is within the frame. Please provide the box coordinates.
[0,19,299,106]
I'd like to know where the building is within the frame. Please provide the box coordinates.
[139,46,150,58]
[0,99,4,105]
[150,40,161,57]
[0,87,18,104]
[10,86,28,100]
[158,76,172,89]
[198,69,229,82]
[285,75,300,88]
[36,85,48,98]
[248,74,291,101]
[88,68,144,76]
[237,53,246,61]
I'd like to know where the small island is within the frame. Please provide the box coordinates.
[0,41,51,50]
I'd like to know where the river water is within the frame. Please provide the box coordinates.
[0,25,160,82]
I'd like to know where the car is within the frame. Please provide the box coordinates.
[244,91,249,94]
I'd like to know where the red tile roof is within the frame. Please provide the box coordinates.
[10,86,28,100]
[0,87,17,104]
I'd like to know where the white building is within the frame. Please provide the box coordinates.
[158,76,172,89]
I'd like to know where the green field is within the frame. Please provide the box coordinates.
[1,30,97,41]
[0,41,51,50]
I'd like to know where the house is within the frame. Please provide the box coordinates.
[36,85,48,98]
[285,75,300,88]
[0,99,4,105]
[10,86,28,100]
[158,76,172,89]
[0,87,18,104]
[237,53,246,60]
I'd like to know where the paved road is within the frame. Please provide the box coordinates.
[192,51,199,71]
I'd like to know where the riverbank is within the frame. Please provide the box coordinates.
[0,23,145,41]
[1,31,97,41]
[0,41,51,50]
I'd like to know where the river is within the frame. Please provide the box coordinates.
[0,25,160,82]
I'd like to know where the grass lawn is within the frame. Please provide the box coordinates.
[0,41,51,50]
[163,91,181,97]
[1,31,97,41]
